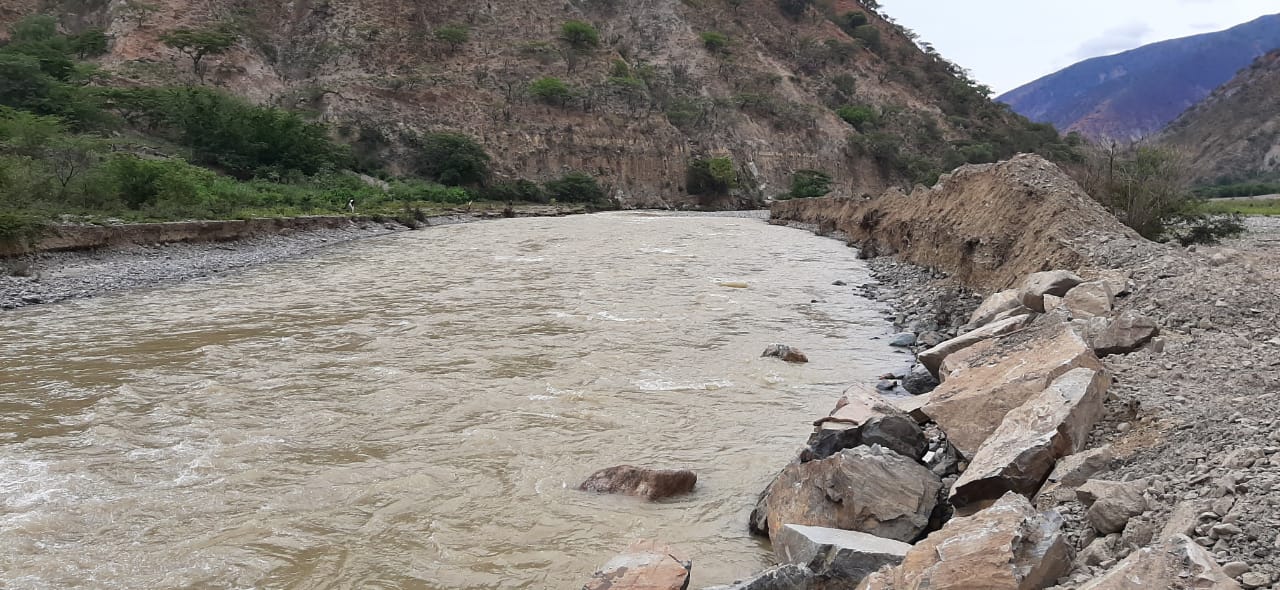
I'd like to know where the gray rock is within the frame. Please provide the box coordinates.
[1046,445,1114,488]
[1078,480,1148,534]
[1020,270,1084,313]
[966,289,1023,330]
[901,364,939,395]
[916,314,1034,379]
[1086,311,1160,356]
[699,565,814,590]
[1222,561,1251,578]
[773,524,909,582]
[1241,572,1270,588]
[889,332,917,347]
[1063,281,1115,318]
[1076,535,1242,590]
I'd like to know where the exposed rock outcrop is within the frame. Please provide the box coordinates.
[579,466,698,501]
[750,445,941,543]
[857,492,1071,590]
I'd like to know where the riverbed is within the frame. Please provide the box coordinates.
[0,212,907,588]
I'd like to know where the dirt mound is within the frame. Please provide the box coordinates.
[771,154,1164,291]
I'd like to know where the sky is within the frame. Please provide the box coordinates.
[876,0,1280,95]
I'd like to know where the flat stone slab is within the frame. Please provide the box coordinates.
[774,524,910,582]
[584,540,692,590]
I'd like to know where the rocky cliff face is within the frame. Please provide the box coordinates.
[1161,50,1280,183]
[12,0,1047,207]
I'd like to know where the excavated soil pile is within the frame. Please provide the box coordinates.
[770,154,1162,292]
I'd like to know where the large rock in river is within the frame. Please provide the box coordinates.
[807,385,926,462]
[950,367,1110,509]
[579,466,697,500]
[584,540,692,590]
[921,321,1103,458]
[750,445,941,542]
[857,492,1071,590]
[774,524,910,583]
[763,344,810,363]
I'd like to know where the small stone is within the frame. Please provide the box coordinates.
[1241,572,1270,588]
[1221,561,1251,578]
[1210,523,1243,538]
[889,333,917,347]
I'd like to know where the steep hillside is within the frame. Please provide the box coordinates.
[998,14,1280,141]
[5,0,1066,208]
[1161,50,1280,184]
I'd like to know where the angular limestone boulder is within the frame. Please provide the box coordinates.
[966,289,1023,330]
[1063,281,1114,318]
[579,466,697,500]
[1019,270,1084,313]
[1088,311,1159,356]
[750,445,941,542]
[808,385,926,461]
[1046,445,1114,488]
[1077,534,1241,590]
[917,314,1033,379]
[584,540,692,590]
[1078,479,1147,534]
[857,492,1071,590]
[950,368,1110,508]
[699,564,814,590]
[774,525,910,583]
[921,322,1103,458]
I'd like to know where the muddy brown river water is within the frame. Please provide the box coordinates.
[0,212,906,589]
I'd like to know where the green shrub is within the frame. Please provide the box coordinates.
[836,11,869,34]
[835,104,877,130]
[413,132,490,186]
[559,20,600,50]
[159,25,237,80]
[777,0,813,20]
[686,157,737,195]
[544,171,605,203]
[434,25,470,50]
[529,76,573,106]
[700,31,729,53]
[788,169,832,198]
[478,179,548,203]
[389,178,471,204]
[70,28,110,58]
[851,25,882,52]
[101,155,216,210]
[0,212,46,246]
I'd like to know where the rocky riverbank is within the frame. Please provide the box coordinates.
[0,207,585,310]
[583,155,1280,589]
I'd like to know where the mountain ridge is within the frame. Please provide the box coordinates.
[998,14,1280,140]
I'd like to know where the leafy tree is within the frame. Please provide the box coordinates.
[836,11,869,33]
[46,135,101,190]
[415,132,490,186]
[529,76,572,106]
[851,24,881,52]
[9,15,58,44]
[700,31,729,53]
[544,171,605,203]
[120,1,161,27]
[434,25,470,52]
[559,20,600,50]
[160,25,237,81]
[686,157,737,195]
[609,59,630,78]
[70,28,109,59]
[788,169,832,198]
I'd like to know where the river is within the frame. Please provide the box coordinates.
[0,212,907,589]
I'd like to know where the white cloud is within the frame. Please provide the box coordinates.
[1070,22,1153,60]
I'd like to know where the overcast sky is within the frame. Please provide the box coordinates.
[876,0,1279,94]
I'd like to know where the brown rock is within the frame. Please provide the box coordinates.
[750,445,941,542]
[763,344,809,363]
[1087,311,1160,356]
[579,466,697,501]
[584,540,692,590]
[966,289,1023,330]
[1077,479,1148,534]
[921,322,1103,458]
[857,492,1071,590]
[1046,445,1115,488]
[916,314,1034,379]
[950,368,1110,508]
[1020,270,1084,313]
[1076,534,1241,590]
[773,524,911,583]
[1063,281,1114,318]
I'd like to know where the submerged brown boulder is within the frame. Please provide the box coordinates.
[750,445,941,542]
[583,540,692,590]
[763,344,809,363]
[858,492,1071,590]
[579,466,697,501]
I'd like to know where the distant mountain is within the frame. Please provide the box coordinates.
[1161,50,1280,183]
[997,14,1280,140]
